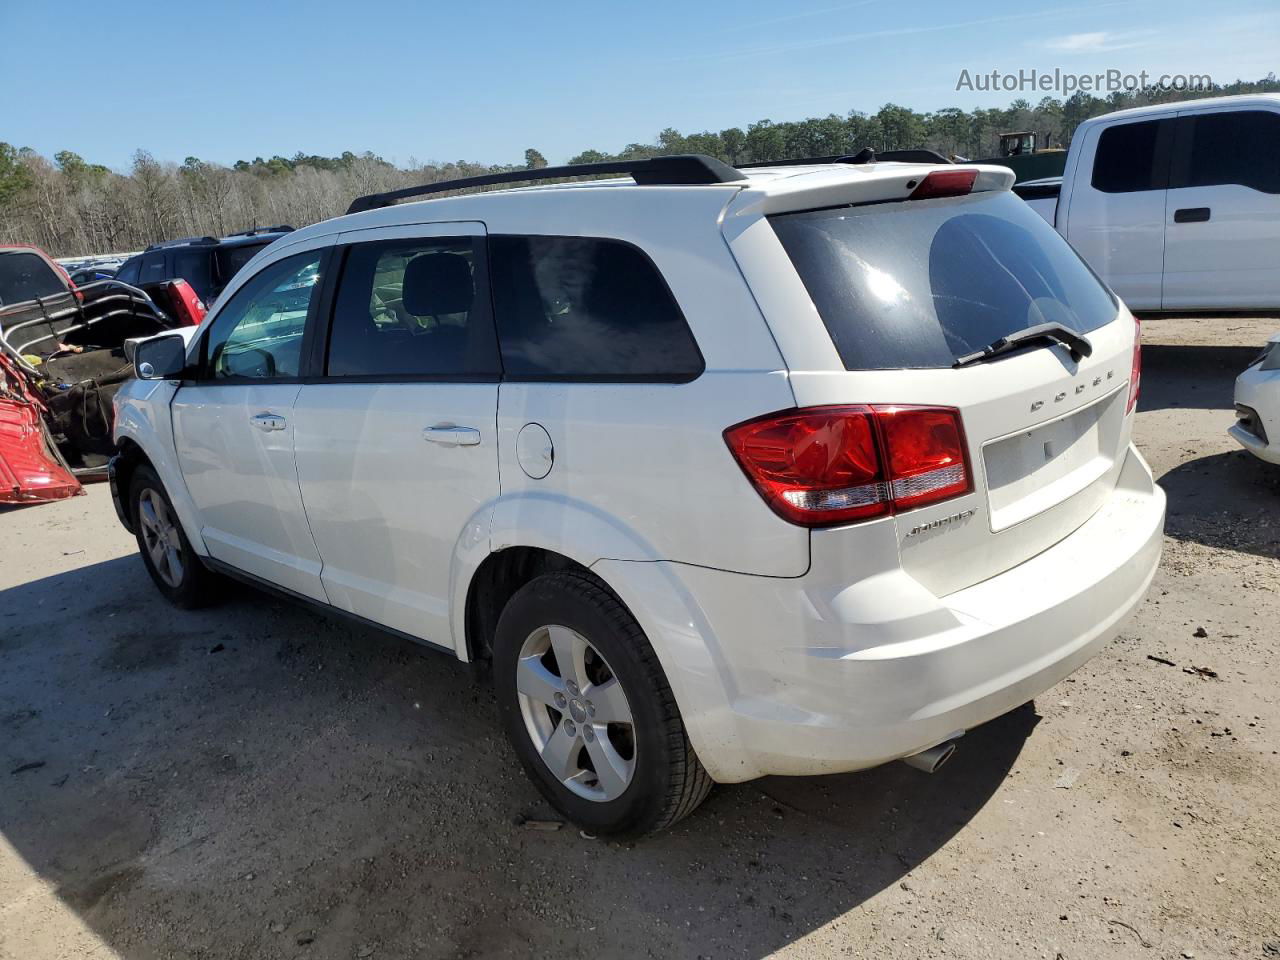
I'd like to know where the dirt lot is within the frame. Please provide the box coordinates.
[1,317,1277,960]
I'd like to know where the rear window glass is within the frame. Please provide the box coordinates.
[216,242,270,288]
[489,235,703,381]
[172,249,215,301]
[0,251,65,305]
[769,191,1119,370]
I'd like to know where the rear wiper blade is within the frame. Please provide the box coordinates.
[953,322,1093,368]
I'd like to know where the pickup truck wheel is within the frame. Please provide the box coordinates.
[130,465,219,609]
[493,571,713,837]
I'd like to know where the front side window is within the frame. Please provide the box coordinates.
[326,237,498,378]
[0,251,65,305]
[489,235,703,381]
[202,250,322,379]
[1091,119,1171,193]
[1179,110,1280,193]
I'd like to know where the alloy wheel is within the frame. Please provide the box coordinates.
[515,624,636,802]
[137,489,184,588]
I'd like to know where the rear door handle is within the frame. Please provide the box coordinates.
[423,425,481,446]
[250,413,287,432]
[1174,207,1211,223]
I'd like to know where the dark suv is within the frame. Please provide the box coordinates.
[115,226,293,304]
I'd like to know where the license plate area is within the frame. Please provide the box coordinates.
[982,388,1124,532]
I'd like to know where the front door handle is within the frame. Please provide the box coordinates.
[423,425,481,446]
[1174,207,1211,223]
[250,413,287,432]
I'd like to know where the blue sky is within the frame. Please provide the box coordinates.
[2,0,1276,171]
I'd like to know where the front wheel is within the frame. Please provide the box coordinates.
[129,465,219,608]
[493,571,713,837]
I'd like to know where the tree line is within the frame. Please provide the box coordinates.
[2,75,1276,258]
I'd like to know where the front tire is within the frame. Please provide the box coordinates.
[493,571,713,837]
[129,465,219,608]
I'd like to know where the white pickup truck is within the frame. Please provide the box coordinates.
[1016,94,1280,312]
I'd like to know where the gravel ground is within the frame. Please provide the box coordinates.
[1,317,1277,960]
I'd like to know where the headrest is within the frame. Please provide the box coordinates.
[401,253,473,316]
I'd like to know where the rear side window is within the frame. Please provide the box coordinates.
[769,191,1119,370]
[1091,119,1171,193]
[1178,110,1280,193]
[489,236,703,381]
[116,256,142,286]
[326,237,498,379]
[171,249,215,301]
[139,253,168,284]
[0,251,65,305]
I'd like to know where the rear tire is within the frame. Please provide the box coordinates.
[129,465,219,609]
[493,571,713,837]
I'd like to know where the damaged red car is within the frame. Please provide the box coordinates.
[0,243,204,503]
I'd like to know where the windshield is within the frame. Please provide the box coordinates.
[768,191,1118,370]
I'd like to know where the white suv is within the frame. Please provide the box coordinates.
[111,153,1166,836]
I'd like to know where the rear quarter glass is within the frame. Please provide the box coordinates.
[768,191,1119,370]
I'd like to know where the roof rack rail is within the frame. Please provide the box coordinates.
[736,148,952,169]
[225,225,295,237]
[144,235,218,251]
[346,154,746,215]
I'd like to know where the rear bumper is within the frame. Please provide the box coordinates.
[604,444,1165,783]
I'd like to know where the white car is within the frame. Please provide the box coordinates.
[1231,332,1280,463]
[111,154,1165,836]
[1016,94,1280,312]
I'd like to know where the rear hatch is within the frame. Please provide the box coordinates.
[748,177,1137,596]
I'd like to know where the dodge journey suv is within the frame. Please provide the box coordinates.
[111,153,1165,836]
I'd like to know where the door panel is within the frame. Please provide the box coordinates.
[292,221,499,650]
[170,246,330,600]
[292,383,498,645]
[173,383,327,599]
[1162,108,1280,309]
[1064,119,1172,310]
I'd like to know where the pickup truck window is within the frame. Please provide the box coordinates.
[1091,119,1172,193]
[326,237,499,379]
[769,191,1118,371]
[1178,110,1280,194]
[0,251,65,306]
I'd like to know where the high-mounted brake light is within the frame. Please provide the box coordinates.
[724,405,971,528]
[1127,315,1141,413]
[909,169,977,200]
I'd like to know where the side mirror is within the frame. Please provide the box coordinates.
[133,333,189,380]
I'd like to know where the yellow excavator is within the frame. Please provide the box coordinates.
[980,131,1067,182]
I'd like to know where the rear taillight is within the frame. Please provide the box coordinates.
[909,169,977,200]
[724,405,971,527]
[1127,315,1141,413]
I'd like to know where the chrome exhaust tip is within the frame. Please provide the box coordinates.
[901,739,958,774]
